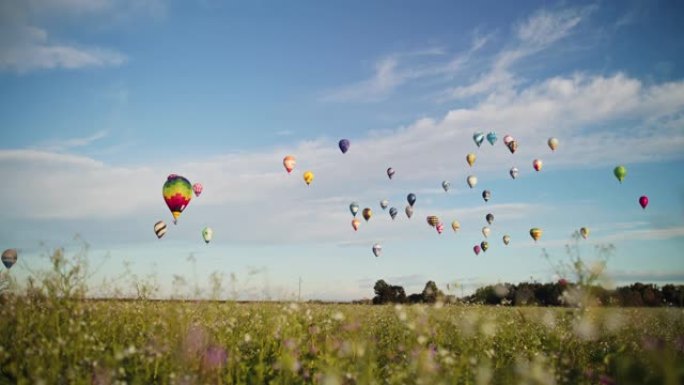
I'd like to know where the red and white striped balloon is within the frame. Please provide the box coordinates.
[192,183,203,197]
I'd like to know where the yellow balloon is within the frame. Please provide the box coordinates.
[303,171,314,185]
[466,153,476,167]
[451,220,460,232]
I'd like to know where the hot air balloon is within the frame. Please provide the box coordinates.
[580,227,589,239]
[486,132,497,146]
[163,175,193,224]
[473,132,485,147]
[387,168,395,180]
[1,249,17,269]
[507,140,518,154]
[352,218,360,231]
[338,139,350,154]
[380,200,389,210]
[510,167,519,179]
[466,153,476,167]
[451,220,460,232]
[482,226,491,238]
[503,135,514,145]
[503,235,511,245]
[283,156,296,173]
[362,208,372,222]
[407,193,417,207]
[389,207,398,220]
[548,137,559,151]
[486,213,494,225]
[436,223,444,234]
[192,183,203,197]
[639,195,649,209]
[530,228,543,242]
[303,171,314,186]
[405,205,414,219]
[473,245,481,255]
[442,181,450,192]
[533,159,543,172]
[372,243,382,257]
[467,176,478,189]
[480,241,489,252]
[202,227,213,244]
[350,202,359,217]
[614,166,627,183]
[154,221,167,239]
[482,190,491,202]
[427,216,440,227]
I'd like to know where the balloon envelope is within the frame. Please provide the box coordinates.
[533,159,543,172]
[407,193,417,207]
[639,195,649,209]
[350,202,359,217]
[389,207,398,220]
[614,166,627,183]
[466,153,476,167]
[387,167,395,179]
[482,190,491,202]
[467,175,478,189]
[510,167,519,179]
[503,235,511,245]
[507,140,518,154]
[163,175,193,224]
[352,218,360,231]
[451,220,460,232]
[530,228,543,242]
[192,183,203,197]
[486,213,494,225]
[548,137,559,151]
[580,227,589,239]
[480,241,489,252]
[283,155,296,173]
[338,139,350,154]
[1,249,17,269]
[473,132,485,147]
[482,226,491,238]
[427,215,440,227]
[202,227,213,244]
[405,205,414,219]
[486,132,497,145]
[154,221,167,239]
[372,243,382,257]
[436,223,444,234]
[503,135,514,145]
[380,200,389,210]
[303,171,314,185]
[442,181,450,192]
[473,245,481,255]
[362,208,372,221]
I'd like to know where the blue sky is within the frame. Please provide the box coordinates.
[1,0,683,300]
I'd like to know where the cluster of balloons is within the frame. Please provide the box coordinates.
[155,174,213,244]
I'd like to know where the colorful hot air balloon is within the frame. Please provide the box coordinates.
[154,221,167,239]
[451,220,460,232]
[473,245,481,256]
[482,190,491,202]
[338,139,350,154]
[486,213,494,225]
[503,235,511,245]
[352,218,360,231]
[466,153,476,167]
[473,132,485,147]
[482,226,490,238]
[389,207,398,220]
[614,166,627,183]
[283,155,296,173]
[387,167,395,180]
[442,181,450,192]
[372,243,382,257]
[303,171,314,185]
[380,200,389,210]
[202,227,213,244]
[486,132,497,146]
[548,137,559,151]
[467,175,478,189]
[427,216,440,227]
[436,222,444,234]
[530,228,543,242]
[405,205,414,219]
[362,208,372,222]
[503,135,514,145]
[580,227,589,239]
[407,193,417,207]
[163,175,193,224]
[192,183,203,197]
[1,249,17,269]
[480,241,489,252]
[507,141,518,154]
[510,167,519,179]
[533,159,543,172]
[350,202,359,217]
[639,195,649,209]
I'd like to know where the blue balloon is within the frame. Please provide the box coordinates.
[473,132,485,147]
[338,139,350,154]
[407,193,417,207]
[486,132,497,146]
[389,207,398,220]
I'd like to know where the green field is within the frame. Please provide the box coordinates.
[1,296,682,385]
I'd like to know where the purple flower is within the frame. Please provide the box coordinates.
[202,346,227,371]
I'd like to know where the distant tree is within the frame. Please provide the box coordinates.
[662,284,684,306]
[421,280,444,303]
[372,280,406,304]
[407,293,423,304]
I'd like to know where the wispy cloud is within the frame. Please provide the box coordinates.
[34,130,108,152]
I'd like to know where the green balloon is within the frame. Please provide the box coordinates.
[613,165,627,183]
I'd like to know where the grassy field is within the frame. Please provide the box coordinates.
[1,295,683,385]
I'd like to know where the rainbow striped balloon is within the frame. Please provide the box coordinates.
[163,175,193,224]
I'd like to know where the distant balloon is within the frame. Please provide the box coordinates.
[639,195,649,210]
[372,243,382,257]
[548,137,559,151]
[405,205,414,219]
[442,180,451,192]
[510,167,519,179]
[467,175,478,189]
[380,199,389,210]
[486,132,497,146]
[427,216,440,227]
[436,222,444,234]
[503,135,514,145]
[473,132,485,147]
[163,175,193,224]
[507,140,518,154]
[1,249,17,269]
[473,245,481,255]
[503,235,511,245]
[303,171,314,185]
[387,168,395,180]
[389,207,398,220]
[482,190,491,202]
[614,166,627,183]
[486,213,494,225]
[283,155,296,173]
[533,159,543,172]
[338,139,350,154]
[362,208,372,222]
[202,227,213,244]
[480,241,489,252]
[530,228,543,242]
[451,220,461,232]
[466,153,476,167]
[407,193,417,207]
[482,226,491,238]
[350,202,359,217]
[192,183,203,197]
[352,218,360,231]
[154,221,167,239]
[580,227,589,240]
